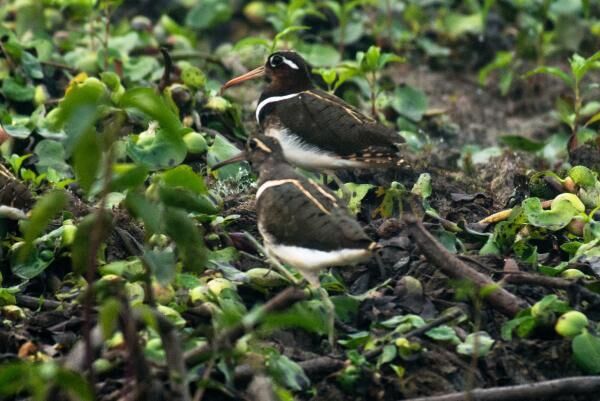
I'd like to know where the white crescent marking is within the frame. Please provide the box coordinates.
[255,93,301,123]
[282,57,299,70]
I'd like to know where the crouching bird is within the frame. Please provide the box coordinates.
[220,51,409,174]
[217,135,378,345]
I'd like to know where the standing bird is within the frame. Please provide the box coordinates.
[219,135,378,344]
[220,51,408,172]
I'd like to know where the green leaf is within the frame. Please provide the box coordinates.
[478,51,513,85]
[56,78,108,153]
[124,191,162,234]
[21,51,43,79]
[377,344,397,368]
[571,50,600,82]
[73,129,101,194]
[110,164,148,192]
[499,135,545,152]
[34,139,71,178]
[331,295,360,322]
[411,173,432,199]
[456,331,494,357]
[522,195,584,231]
[19,190,68,260]
[207,134,246,180]
[266,350,310,391]
[296,42,341,67]
[72,212,113,275]
[569,166,597,188]
[161,165,207,195]
[99,297,121,339]
[1,77,35,102]
[338,183,373,215]
[144,248,176,285]
[185,0,232,30]
[524,66,574,88]
[391,85,428,122]
[120,88,183,139]
[11,245,54,280]
[126,128,187,171]
[426,325,461,344]
[0,363,32,397]
[572,330,600,373]
[163,207,207,272]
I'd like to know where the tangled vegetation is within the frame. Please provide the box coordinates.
[0,0,599,400]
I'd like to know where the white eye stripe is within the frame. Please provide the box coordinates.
[282,57,299,69]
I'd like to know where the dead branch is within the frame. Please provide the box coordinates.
[235,356,345,383]
[503,272,600,306]
[184,287,307,366]
[402,375,600,401]
[403,215,525,317]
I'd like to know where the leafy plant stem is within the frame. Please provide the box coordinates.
[370,70,377,117]
[82,119,121,392]
[465,296,482,401]
[103,8,111,71]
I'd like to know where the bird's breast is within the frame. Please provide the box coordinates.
[263,126,368,170]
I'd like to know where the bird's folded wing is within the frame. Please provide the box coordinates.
[256,179,372,251]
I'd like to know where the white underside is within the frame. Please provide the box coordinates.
[267,243,370,272]
[265,126,366,170]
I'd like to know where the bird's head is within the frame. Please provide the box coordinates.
[209,135,285,172]
[221,51,313,94]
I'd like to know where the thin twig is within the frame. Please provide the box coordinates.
[184,287,307,366]
[364,308,465,360]
[403,215,526,317]
[503,272,600,305]
[402,376,600,401]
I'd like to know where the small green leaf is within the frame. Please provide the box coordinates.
[185,0,232,30]
[120,88,183,139]
[19,190,68,261]
[144,248,176,285]
[73,129,101,194]
[34,139,71,178]
[391,85,428,122]
[161,165,207,195]
[163,207,207,272]
[72,212,113,275]
[522,195,584,231]
[524,66,574,88]
[266,350,310,391]
[456,331,495,357]
[1,77,35,102]
[572,330,600,373]
[499,135,545,152]
[99,297,121,339]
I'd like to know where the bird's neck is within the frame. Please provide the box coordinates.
[257,159,297,183]
[262,78,314,98]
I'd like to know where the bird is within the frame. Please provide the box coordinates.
[219,135,378,344]
[219,51,408,173]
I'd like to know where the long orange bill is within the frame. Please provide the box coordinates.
[220,65,265,93]
[210,151,247,170]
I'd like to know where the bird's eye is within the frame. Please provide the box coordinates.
[249,139,258,150]
[269,55,283,67]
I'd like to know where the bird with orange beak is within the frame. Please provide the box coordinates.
[219,51,408,173]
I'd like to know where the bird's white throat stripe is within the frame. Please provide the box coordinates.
[282,57,299,70]
[256,179,331,215]
[256,93,301,123]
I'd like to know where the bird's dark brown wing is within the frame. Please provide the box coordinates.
[269,89,403,157]
[256,177,372,251]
